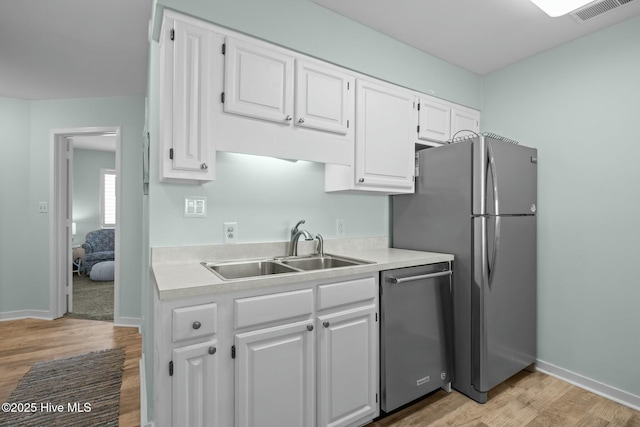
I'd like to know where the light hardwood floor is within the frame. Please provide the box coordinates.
[367,370,640,427]
[2,318,638,427]
[0,317,141,427]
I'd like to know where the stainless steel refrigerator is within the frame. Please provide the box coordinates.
[392,134,537,403]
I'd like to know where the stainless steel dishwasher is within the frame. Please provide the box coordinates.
[380,262,454,413]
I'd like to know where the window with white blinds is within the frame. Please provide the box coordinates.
[100,168,116,228]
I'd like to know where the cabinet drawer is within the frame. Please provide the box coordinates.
[317,277,376,310]
[235,289,313,329]
[173,303,217,342]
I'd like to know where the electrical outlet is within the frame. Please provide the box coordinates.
[38,201,48,213]
[184,197,207,218]
[336,219,345,237]
[224,222,238,244]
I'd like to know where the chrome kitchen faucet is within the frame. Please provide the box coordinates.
[289,219,314,256]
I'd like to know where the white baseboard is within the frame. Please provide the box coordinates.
[114,316,141,330]
[536,359,640,411]
[0,310,53,321]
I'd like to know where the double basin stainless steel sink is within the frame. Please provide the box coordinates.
[202,254,372,281]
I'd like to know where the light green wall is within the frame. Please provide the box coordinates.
[482,16,640,397]
[73,149,116,242]
[156,0,480,109]
[0,97,31,312]
[0,97,145,319]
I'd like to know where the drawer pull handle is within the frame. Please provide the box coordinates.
[323,321,330,328]
[208,346,217,355]
[192,321,202,330]
[306,324,314,332]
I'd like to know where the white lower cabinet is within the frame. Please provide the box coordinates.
[173,340,218,427]
[155,275,378,427]
[235,320,315,427]
[317,305,378,427]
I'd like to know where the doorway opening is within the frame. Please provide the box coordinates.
[49,126,122,322]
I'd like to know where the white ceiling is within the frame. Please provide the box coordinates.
[0,0,152,100]
[312,0,640,75]
[1,0,639,101]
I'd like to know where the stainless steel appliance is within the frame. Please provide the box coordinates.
[379,262,453,412]
[392,134,537,403]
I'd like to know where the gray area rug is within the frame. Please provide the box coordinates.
[0,348,124,427]
[64,275,113,321]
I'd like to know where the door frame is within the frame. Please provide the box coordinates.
[49,126,122,321]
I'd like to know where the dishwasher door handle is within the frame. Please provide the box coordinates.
[388,270,452,284]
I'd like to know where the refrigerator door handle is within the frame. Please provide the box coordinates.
[488,216,501,290]
[487,140,500,216]
[388,270,452,284]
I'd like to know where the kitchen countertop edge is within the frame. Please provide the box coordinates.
[153,246,453,300]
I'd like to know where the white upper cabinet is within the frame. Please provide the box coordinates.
[451,105,480,140]
[215,36,353,165]
[417,94,480,145]
[159,13,220,183]
[354,78,415,192]
[223,37,295,124]
[418,97,452,142]
[295,60,353,135]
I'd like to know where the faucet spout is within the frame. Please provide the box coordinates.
[289,219,314,256]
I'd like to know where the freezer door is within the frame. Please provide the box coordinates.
[473,137,538,216]
[472,215,536,393]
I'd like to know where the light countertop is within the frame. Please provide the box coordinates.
[152,237,453,300]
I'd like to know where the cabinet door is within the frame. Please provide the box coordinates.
[224,37,294,124]
[451,106,480,140]
[317,305,378,427]
[418,97,451,142]
[355,79,415,190]
[295,60,353,135]
[173,340,218,427]
[163,18,216,180]
[235,320,315,427]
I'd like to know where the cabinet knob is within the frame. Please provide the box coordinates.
[358,178,365,183]
[298,117,305,124]
[306,324,314,332]
[208,346,217,355]
[192,321,201,330]
[200,163,208,170]
[285,115,293,121]
[323,321,330,328]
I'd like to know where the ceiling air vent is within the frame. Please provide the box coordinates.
[570,0,636,22]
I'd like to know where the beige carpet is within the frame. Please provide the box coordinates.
[0,348,124,426]
[64,275,114,321]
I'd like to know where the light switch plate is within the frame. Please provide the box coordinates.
[184,197,207,218]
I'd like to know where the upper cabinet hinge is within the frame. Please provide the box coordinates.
[221,92,225,103]
[170,28,175,41]
[347,120,349,129]
[347,82,350,90]
[376,393,378,403]
[417,125,420,133]
[417,103,421,110]
[375,313,378,322]
[231,345,236,359]
[169,361,174,376]
[222,43,226,54]
[169,148,174,160]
